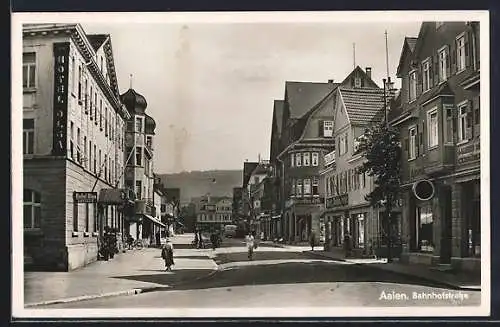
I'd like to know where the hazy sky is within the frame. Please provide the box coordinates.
[82,21,422,174]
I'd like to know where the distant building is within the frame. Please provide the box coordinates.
[232,187,243,221]
[22,24,132,271]
[121,86,165,246]
[194,195,233,231]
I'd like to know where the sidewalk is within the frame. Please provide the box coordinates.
[304,250,481,291]
[24,234,218,307]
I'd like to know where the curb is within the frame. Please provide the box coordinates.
[303,251,481,292]
[25,287,160,308]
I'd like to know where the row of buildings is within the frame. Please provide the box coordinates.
[234,21,481,272]
[192,195,233,232]
[22,23,179,271]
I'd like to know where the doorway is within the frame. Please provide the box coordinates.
[440,186,452,264]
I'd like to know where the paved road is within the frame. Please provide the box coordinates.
[41,237,480,309]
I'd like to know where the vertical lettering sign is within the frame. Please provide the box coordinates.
[52,42,70,155]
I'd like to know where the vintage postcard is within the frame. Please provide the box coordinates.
[11,10,490,319]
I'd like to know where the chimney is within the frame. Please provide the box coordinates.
[365,67,372,79]
[328,79,334,83]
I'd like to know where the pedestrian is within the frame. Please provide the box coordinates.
[198,230,203,249]
[309,231,316,251]
[161,237,175,271]
[245,231,255,261]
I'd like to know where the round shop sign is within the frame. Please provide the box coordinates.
[412,179,435,201]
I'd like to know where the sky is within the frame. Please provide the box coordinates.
[81,19,422,174]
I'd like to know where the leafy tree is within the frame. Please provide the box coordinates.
[358,122,402,262]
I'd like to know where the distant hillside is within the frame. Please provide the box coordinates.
[158,170,243,205]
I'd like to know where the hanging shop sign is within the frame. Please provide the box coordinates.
[73,191,98,203]
[412,179,435,201]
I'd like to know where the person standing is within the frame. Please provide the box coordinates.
[245,232,255,261]
[309,231,316,251]
[161,238,175,271]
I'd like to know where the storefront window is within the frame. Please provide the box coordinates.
[465,181,481,257]
[356,213,365,248]
[417,204,434,252]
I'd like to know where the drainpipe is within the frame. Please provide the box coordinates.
[276,156,285,240]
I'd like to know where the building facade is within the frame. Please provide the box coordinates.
[390,22,480,272]
[320,67,389,257]
[195,195,233,231]
[121,87,164,246]
[22,24,132,271]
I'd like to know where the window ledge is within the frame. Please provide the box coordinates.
[409,99,417,104]
[408,157,417,162]
[428,145,439,151]
[72,231,79,237]
[457,140,469,146]
[92,232,99,237]
[422,88,431,95]
[84,232,90,237]
[456,68,466,76]
[23,87,37,93]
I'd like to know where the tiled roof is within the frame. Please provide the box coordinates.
[339,87,385,125]
[406,37,418,53]
[243,162,259,187]
[87,34,108,51]
[285,81,338,119]
[273,100,284,135]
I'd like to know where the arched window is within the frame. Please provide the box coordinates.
[24,189,41,229]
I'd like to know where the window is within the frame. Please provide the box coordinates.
[23,119,34,154]
[312,177,319,196]
[290,153,295,167]
[304,179,311,195]
[416,204,434,253]
[23,52,36,88]
[78,65,82,100]
[84,79,88,113]
[135,147,142,166]
[359,171,366,189]
[295,153,302,167]
[135,180,142,199]
[354,77,361,88]
[70,121,74,159]
[458,102,468,142]
[409,70,417,102]
[146,136,153,149]
[303,152,310,166]
[98,149,102,175]
[291,179,296,196]
[356,213,365,248]
[94,93,98,124]
[427,108,438,149]
[76,128,81,163]
[438,47,448,82]
[457,34,466,72]
[24,189,41,229]
[100,56,104,73]
[85,203,90,232]
[99,99,103,129]
[443,104,454,144]
[89,140,92,170]
[71,57,75,94]
[311,152,319,166]
[323,121,333,137]
[422,59,431,92]
[296,179,302,197]
[136,117,143,133]
[339,133,348,155]
[104,154,108,181]
[105,107,108,136]
[93,144,97,173]
[408,126,417,160]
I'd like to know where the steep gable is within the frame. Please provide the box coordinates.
[338,87,385,126]
[396,37,418,77]
[340,66,380,89]
[87,33,120,99]
[273,100,284,136]
[284,81,335,119]
[301,88,338,139]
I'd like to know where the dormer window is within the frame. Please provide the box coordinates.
[438,46,448,82]
[422,59,431,92]
[354,77,361,88]
[323,120,333,137]
[409,70,417,102]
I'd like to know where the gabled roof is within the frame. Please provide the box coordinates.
[338,87,385,125]
[273,100,284,135]
[86,34,108,51]
[285,81,337,119]
[243,162,259,188]
[396,36,419,77]
[340,66,379,89]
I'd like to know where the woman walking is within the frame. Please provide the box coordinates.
[245,232,255,261]
[161,237,175,271]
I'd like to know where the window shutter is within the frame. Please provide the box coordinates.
[417,67,423,96]
[464,30,471,68]
[403,137,409,156]
[345,133,348,152]
[446,46,451,78]
[319,120,324,137]
[433,53,439,86]
[415,125,420,157]
[466,100,473,140]
[450,41,456,75]
[420,122,425,154]
[428,57,434,86]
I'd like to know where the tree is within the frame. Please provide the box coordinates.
[358,122,402,263]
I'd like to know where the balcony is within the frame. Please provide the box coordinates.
[325,194,348,210]
[135,199,155,216]
[324,150,335,166]
[456,138,480,168]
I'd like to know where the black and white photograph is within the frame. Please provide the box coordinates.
[11,11,490,318]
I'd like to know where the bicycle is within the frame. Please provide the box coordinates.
[133,239,144,250]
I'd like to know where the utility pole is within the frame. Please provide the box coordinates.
[385,30,390,80]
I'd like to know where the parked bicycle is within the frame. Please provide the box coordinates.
[133,239,144,250]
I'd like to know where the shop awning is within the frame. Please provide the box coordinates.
[142,214,166,228]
